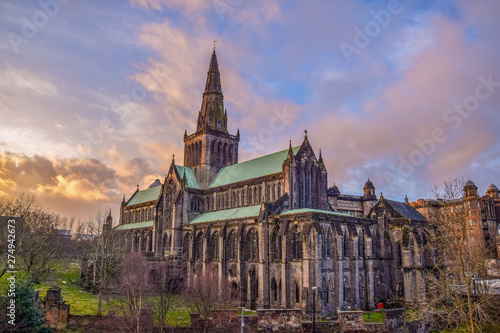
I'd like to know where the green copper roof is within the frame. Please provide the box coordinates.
[209,146,300,188]
[126,186,161,207]
[189,205,262,224]
[115,220,153,230]
[176,166,201,189]
[278,208,352,218]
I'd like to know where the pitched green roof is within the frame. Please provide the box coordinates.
[126,186,161,207]
[176,166,201,189]
[278,208,352,218]
[189,205,262,224]
[114,221,153,230]
[209,146,300,188]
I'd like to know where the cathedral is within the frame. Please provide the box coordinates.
[115,49,435,315]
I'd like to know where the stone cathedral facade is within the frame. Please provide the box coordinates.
[116,49,433,315]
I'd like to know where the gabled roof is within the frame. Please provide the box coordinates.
[189,205,262,224]
[386,199,426,221]
[278,208,352,218]
[208,146,300,188]
[175,165,201,189]
[126,186,161,207]
[115,221,153,230]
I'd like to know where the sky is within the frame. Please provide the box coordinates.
[1,0,499,225]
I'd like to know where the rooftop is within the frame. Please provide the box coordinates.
[278,208,353,218]
[114,220,153,230]
[209,146,300,188]
[189,205,262,224]
[176,165,201,189]
[126,186,161,207]
[386,199,426,221]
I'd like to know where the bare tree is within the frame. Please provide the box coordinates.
[118,251,152,333]
[149,255,185,332]
[421,179,500,332]
[81,209,126,315]
[0,194,63,283]
[183,267,235,332]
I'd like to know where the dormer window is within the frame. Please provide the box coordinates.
[217,120,222,128]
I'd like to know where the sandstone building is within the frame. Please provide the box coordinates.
[410,180,499,259]
[115,49,434,315]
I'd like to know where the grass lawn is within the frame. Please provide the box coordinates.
[35,260,119,315]
[363,310,385,323]
[0,260,192,326]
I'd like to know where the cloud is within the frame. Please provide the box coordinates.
[0,152,115,199]
[0,68,58,97]
[1,0,500,221]
[305,3,500,197]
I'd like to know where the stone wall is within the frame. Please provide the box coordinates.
[338,310,365,331]
[384,308,405,332]
[257,309,302,332]
[67,310,153,333]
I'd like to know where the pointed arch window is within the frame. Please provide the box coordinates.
[326,229,333,258]
[358,230,365,258]
[226,230,237,260]
[217,142,222,166]
[194,232,203,261]
[271,278,278,302]
[323,278,330,304]
[228,144,234,164]
[290,225,302,260]
[209,232,219,261]
[210,140,216,165]
[245,229,259,261]
[271,228,282,260]
[343,229,350,258]
[344,277,351,302]
[182,233,190,258]
[396,280,404,298]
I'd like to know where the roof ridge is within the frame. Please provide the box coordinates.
[223,145,301,168]
[208,146,301,188]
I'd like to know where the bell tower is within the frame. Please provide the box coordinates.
[184,48,240,188]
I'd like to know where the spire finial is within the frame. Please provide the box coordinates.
[213,40,217,51]
[287,139,293,157]
[172,154,175,163]
[304,129,308,140]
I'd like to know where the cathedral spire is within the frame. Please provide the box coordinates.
[205,49,221,93]
[197,49,227,133]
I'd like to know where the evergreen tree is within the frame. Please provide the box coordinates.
[0,272,46,332]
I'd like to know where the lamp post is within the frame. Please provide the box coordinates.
[241,307,244,333]
[312,286,317,333]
